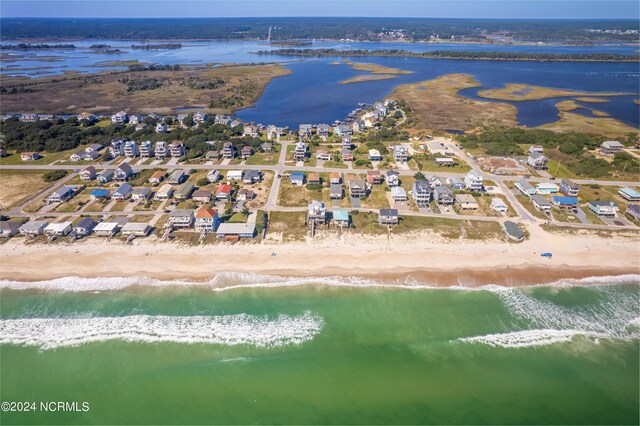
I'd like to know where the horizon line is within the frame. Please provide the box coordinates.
[1,16,638,21]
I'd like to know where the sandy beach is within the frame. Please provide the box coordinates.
[1,225,638,286]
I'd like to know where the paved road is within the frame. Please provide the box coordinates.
[2,137,638,233]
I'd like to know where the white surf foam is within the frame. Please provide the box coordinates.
[2,273,638,293]
[459,284,640,348]
[0,312,324,350]
[459,329,608,348]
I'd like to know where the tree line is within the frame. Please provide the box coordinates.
[256,49,638,62]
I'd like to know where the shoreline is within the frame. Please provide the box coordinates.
[1,230,638,287]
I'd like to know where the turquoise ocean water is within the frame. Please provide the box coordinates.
[1,274,638,425]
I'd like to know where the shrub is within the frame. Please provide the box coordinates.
[42,170,68,182]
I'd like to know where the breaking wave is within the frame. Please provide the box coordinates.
[458,284,640,348]
[1,272,638,292]
[0,312,324,350]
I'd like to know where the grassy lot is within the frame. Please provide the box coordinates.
[244,149,280,166]
[0,149,74,166]
[323,160,348,169]
[108,200,131,212]
[349,211,387,234]
[360,185,391,209]
[409,154,471,173]
[278,179,322,207]
[84,199,110,213]
[0,169,54,211]
[267,211,307,241]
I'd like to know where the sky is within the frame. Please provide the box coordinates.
[1,0,639,19]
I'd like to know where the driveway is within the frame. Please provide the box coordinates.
[350,197,361,208]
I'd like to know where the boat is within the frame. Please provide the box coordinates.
[541,252,553,258]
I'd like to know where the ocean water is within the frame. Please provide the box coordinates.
[1,274,639,425]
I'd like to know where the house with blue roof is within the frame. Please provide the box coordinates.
[332,210,350,228]
[290,172,305,186]
[90,189,110,200]
[552,196,579,209]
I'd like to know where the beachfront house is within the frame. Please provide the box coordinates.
[464,170,483,192]
[600,140,624,156]
[455,194,479,210]
[109,138,125,158]
[72,217,96,238]
[528,145,544,154]
[332,210,350,228]
[243,124,260,138]
[121,222,151,237]
[560,179,580,197]
[0,221,21,238]
[93,221,120,237]
[588,200,619,217]
[192,189,212,204]
[379,209,399,225]
[341,148,354,162]
[44,222,73,237]
[307,200,327,225]
[434,186,454,205]
[238,188,255,201]
[330,173,342,185]
[19,220,48,236]
[308,172,321,185]
[216,223,256,239]
[168,209,194,228]
[194,206,219,233]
